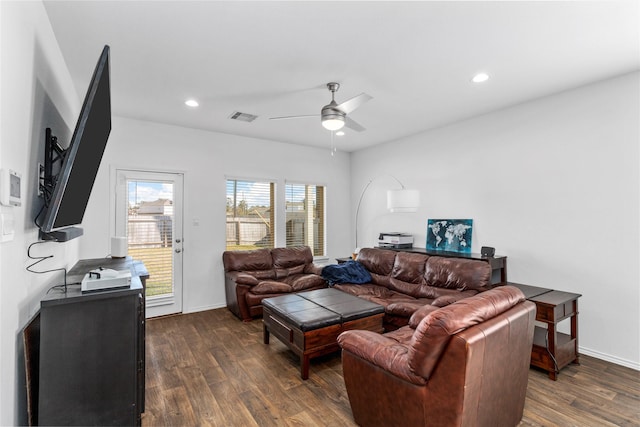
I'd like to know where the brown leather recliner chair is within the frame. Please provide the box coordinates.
[337,286,536,427]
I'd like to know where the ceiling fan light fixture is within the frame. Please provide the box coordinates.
[269,82,371,133]
[321,102,346,131]
[322,117,345,131]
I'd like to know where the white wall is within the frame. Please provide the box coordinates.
[79,117,352,313]
[1,2,637,424]
[0,1,82,424]
[0,3,351,422]
[351,72,640,369]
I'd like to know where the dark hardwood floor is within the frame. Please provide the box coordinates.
[143,308,640,427]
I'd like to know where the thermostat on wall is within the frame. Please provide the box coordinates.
[0,169,22,207]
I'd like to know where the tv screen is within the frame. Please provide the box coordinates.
[40,45,111,235]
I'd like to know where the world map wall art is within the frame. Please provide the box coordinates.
[426,219,473,253]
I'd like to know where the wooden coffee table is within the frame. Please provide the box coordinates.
[262,288,384,379]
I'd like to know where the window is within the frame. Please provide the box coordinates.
[285,183,325,256]
[226,179,275,250]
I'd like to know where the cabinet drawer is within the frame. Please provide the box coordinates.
[535,304,555,321]
[265,313,293,343]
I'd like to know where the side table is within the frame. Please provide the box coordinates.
[509,282,581,380]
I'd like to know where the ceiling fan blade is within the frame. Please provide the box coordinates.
[336,93,373,114]
[269,114,318,121]
[344,116,366,132]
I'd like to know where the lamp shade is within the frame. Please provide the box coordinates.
[387,189,420,213]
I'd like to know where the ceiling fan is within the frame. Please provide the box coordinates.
[270,82,373,132]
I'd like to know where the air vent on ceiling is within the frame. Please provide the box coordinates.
[229,111,258,123]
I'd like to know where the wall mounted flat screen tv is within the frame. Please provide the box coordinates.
[40,45,111,240]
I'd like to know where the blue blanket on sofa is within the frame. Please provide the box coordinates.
[321,260,372,286]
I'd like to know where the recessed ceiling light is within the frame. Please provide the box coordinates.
[335,131,345,136]
[471,73,490,83]
[185,99,199,107]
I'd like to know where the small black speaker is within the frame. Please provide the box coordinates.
[481,246,495,257]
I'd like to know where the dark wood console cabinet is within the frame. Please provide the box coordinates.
[26,258,147,426]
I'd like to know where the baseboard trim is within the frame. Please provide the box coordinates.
[579,346,639,371]
[183,302,227,314]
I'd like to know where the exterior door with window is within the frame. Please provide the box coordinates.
[115,169,184,318]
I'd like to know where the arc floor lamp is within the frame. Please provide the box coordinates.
[354,175,420,250]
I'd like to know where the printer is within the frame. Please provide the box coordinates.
[378,232,413,249]
[81,268,132,293]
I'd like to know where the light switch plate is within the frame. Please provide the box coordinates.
[0,169,22,206]
[1,212,15,242]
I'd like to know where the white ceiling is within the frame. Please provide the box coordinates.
[43,1,639,153]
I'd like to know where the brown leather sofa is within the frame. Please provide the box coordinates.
[334,248,493,330]
[337,285,536,427]
[223,246,326,321]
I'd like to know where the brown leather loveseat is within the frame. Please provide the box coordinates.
[334,248,493,330]
[338,285,536,427]
[223,246,326,321]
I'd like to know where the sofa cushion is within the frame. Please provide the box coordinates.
[431,290,478,307]
[334,283,395,299]
[415,283,474,300]
[284,273,327,291]
[382,325,416,344]
[275,264,305,279]
[388,252,428,297]
[424,256,491,291]
[336,284,418,312]
[408,304,440,328]
[248,270,277,280]
[252,280,293,294]
[356,248,396,287]
[223,248,273,272]
[386,300,434,317]
[391,252,428,283]
[272,246,313,268]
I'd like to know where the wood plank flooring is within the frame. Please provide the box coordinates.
[143,308,640,427]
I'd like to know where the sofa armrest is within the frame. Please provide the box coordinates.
[337,330,425,385]
[431,290,476,307]
[227,271,259,286]
[408,305,440,328]
[304,263,324,276]
[224,274,254,321]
